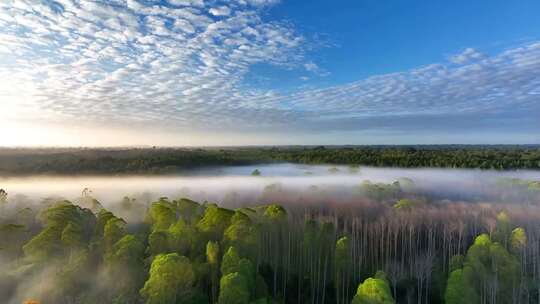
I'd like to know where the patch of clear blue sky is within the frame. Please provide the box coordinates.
[244,0,540,92]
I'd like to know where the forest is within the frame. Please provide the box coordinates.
[1,145,539,176]
[1,173,540,304]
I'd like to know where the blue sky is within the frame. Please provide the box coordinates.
[0,0,539,146]
[267,0,540,85]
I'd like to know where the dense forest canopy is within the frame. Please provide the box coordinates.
[0,146,539,175]
[1,173,540,304]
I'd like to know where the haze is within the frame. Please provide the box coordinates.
[3,164,540,207]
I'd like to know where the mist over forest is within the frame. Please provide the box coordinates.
[1,161,540,304]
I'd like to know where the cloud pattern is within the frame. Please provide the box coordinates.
[1,0,539,141]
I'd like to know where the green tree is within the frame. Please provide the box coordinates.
[510,227,527,253]
[23,201,96,262]
[148,230,170,256]
[224,211,259,259]
[96,209,118,237]
[448,255,464,272]
[148,200,177,232]
[393,199,418,211]
[335,236,351,304]
[444,269,476,304]
[104,217,127,256]
[218,273,250,304]
[352,271,394,304]
[447,234,520,304]
[107,234,146,302]
[196,205,234,241]
[168,219,199,256]
[140,253,195,304]
[221,246,242,276]
[177,198,204,224]
[23,226,63,261]
[493,211,511,248]
[263,204,287,222]
[207,241,220,304]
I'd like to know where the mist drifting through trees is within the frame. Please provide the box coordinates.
[1,164,540,304]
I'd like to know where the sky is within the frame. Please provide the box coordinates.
[0,0,539,146]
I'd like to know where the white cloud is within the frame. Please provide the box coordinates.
[209,6,231,17]
[168,0,205,7]
[304,62,319,72]
[0,0,307,131]
[450,47,485,64]
[0,0,539,144]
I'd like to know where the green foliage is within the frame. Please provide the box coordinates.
[61,222,84,249]
[224,211,259,259]
[335,236,352,304]
[23,225,63,261]
[393,199,417,211]
[207,241,220,303]
[352,272,395,304]
[493,211,511,247]
[148,200,177,232]
[448,255,464,272]
[96,209,118,236]
[221,246,242,277]
[4,190,540,304]
[206,241,220,266]
[0,223,27,258]
[510,227,527,252]
[335,236,351,270]
[140,253,195,304]
[23,201,96,262]
[148,230,170,256]
[263,204,287,222]
[359,181,401,201]
[444,269,475,304]
[177,198,204,224]
[219,272,250,304]
[56,249,93,298]
[251,169,261,176]
[196,204,233,241]
[104,217,127,255]
[446,233,521,304]
[168,219,199,256]
[2,147,539,175]
[267,146,540,170]
[106,235,146,301]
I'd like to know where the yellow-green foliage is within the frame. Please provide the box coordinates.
[196,205,234,241]
[393,199,417,211]
[352,271,394,304]
[445,233,521,304]
[510,227,527,252]
[140,253,195,304]
[148,199,177,232]
[219,272,250,304]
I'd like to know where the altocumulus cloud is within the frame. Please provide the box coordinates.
[0,0,306,130]
[0,0,539,142]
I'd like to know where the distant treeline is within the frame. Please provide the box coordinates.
[0,145,539,175]
[268,146,540,170]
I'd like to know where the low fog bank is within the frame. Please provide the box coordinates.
[1,164,539,210]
